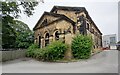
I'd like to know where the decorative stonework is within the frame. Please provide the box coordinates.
[33,6,102,49]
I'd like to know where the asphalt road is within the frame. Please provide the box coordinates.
[2,50,118,73]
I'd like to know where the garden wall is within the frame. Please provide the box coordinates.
[0,49,27,62]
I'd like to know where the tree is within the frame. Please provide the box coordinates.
[2,15,16,48]
[1,1,39,49]
[13,20,34,49]
[2,1,39,18]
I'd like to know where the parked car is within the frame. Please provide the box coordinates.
[110,45,117,50]
[102,47,110,50]
[116,41,120,51]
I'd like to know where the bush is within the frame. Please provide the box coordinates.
[43,40,68,61]
[26,41,68,61]
[71,34,93,59]
[33,48,47,60]
[26,44,39,57]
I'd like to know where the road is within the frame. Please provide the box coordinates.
[2,50,118,73]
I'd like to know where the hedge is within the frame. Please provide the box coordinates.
[26,41,68,61]
[26,44,39,57]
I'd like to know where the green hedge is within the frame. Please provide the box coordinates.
[71,34,93,59]
[43,40,68,61]
[33,48,47,60]
[26,41,68,61]
[26,44,39,57]
[26,35,93,61]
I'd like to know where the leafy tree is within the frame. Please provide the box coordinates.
[2,15,16,48]
[2,1,39,18]
[1,1,39,48]
[13,20,34,48]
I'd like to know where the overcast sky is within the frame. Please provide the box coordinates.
[18,0,119,41]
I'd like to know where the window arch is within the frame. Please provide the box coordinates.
[45,33,49,46]
[55,31,59,40]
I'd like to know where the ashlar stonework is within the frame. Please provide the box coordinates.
[33,6,102,50]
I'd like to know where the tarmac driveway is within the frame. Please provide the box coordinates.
[2,50,118,73]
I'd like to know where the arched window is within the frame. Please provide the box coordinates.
[86,23,89,30]
[38,36,41,48]
[55,31,59,40]
[45,33,49,46]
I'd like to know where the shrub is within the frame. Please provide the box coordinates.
[33,48,47,60]
[71,34,93,59]
[43,40,68,61]
[26,41,68,61]
[26,44,39,57]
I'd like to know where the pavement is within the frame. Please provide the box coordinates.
[2,50,118,73]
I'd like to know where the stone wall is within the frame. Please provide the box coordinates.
[56,9,102,48]
[34,19,74,48]
[0,49,27,62]
[35,15,60,29]
[64,33,74,59]
[34,8,102,49]
[57,10,86,22]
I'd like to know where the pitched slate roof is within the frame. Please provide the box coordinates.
[51,6,86,12]
[50,6,102,35]
[33,11,75,30]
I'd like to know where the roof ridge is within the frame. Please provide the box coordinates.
[53,5,85,8]
[44,11,64,16]
[50,6,86,13]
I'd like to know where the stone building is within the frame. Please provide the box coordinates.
[33,6,102,49]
